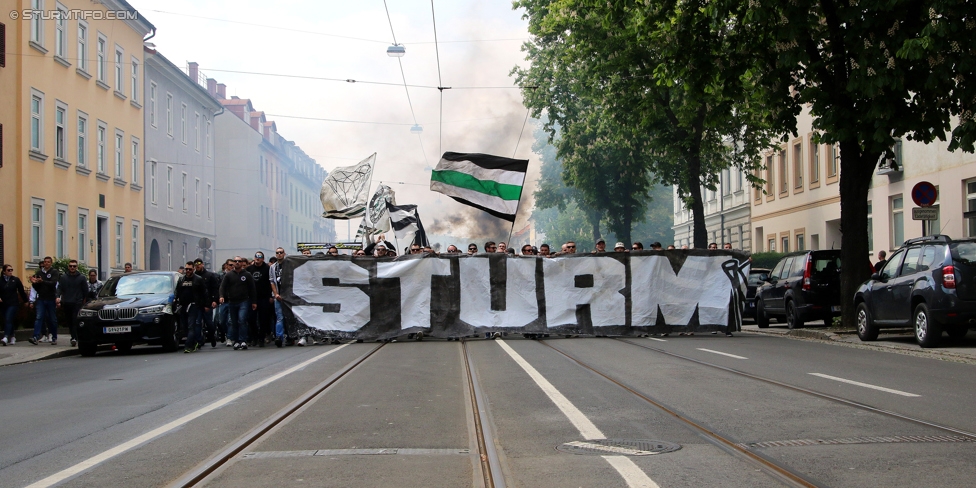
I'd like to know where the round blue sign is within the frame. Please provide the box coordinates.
[912,182,938,207]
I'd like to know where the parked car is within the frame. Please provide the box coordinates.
[76,271,180,356]
[853,235,976,348]
[754,250,842,329]
[743,268,771,321]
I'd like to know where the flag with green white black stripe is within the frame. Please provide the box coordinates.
[430,152,529,222]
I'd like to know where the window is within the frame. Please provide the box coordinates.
[793,143,802,189]
[130,138,139,186]
[77,210,88,261]
[30,0,43,45]
[809,140,820,184]
[130,58,139,103]
[30,92,42,151]
[55,3,66,58]
[115,219,123,266]
[131,222,139,267]
[194,112,200,151]
[114,131,123,179]
[96,34,107,83]
[56,206,66,258]
[77,112,87,167]
[77,22,88,72]
[150,161,157,205]
[55,104,66,160]
[207,184,212,220]
[31,200,44,260]
[180,103,187,144]
[166,166,173,208]
[166,94,173,136]
[765,155,774,196]
[149,82,157,127]
[829,144,839,177]
[206,118,212,158]
[966,180,976,237]
[260,205,265,235]
[96,123,106,173]
[796,234,804,252]
[891,195,904,248]
[779,149,788,194]
[181,172,187,212]
[867,201,874,252]
[194,178,200,216]
[781,236,790,253]
[114,47,124,93]
[901,246,922,276]
[167,240,172,271]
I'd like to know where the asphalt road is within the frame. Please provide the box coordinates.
[3,333,976,487]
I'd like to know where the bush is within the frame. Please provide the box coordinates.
[749,252,786,269]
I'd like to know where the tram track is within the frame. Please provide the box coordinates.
[167,343,386,488]
[461,339,505,488]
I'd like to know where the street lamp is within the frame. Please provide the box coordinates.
[410,124,423,134]
[387,44,405,57]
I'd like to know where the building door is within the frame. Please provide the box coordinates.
[149,239,160,270]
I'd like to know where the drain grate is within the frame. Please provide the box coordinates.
[241,448,470,459]
[740,435,976,449]
[556,439,681,456]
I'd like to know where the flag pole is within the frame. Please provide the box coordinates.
[506,109,531,247]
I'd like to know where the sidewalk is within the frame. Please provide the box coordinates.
[742,322,976,363]
[0,328,80,367]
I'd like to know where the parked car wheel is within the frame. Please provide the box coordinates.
[856,302,878,341]
[914,303,942,348]
[947,326,968,341]
[786,300,803,330]
[756,299,769,328]
[78,341,97,357]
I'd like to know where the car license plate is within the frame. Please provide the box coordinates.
[831,306,841,312]
[103,326,131,334]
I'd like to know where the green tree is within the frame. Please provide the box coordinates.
[514,0,778,248]
[735,0,976,327]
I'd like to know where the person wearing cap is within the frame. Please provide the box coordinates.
[614,242,627,252]
[593,239,607,253]
[374,243,389,257]
[245,251,274,347]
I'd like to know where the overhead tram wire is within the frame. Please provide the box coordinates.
[383,0,429,168]
[184,67,533,90]
[431,0,448,158]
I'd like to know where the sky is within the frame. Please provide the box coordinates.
[126,0,542,245]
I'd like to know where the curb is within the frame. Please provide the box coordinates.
[750,326,976,363]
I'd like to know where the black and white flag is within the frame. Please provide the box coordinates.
[387,203,429,248]
[320,153,375,219]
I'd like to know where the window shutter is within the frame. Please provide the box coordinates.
[0,123,3,168]
[0,22,5,67]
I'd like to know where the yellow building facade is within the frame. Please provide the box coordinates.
[0,0,153,279]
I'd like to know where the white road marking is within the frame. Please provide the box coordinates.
[25,344,351,488]
[496,340,659,488]
[696,348,748,359]
[808,373,920,397]
[645,338,667,342]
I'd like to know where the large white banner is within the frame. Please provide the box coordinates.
[280,251,750,340]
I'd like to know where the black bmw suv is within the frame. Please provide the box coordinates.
[854,235,976,348]
[754,250,842,329]
[76,271,180,356]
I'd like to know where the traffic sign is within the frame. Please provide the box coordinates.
[912,207,939,221]
[912,182,938,207]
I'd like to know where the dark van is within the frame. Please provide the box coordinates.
[755,250,842,329]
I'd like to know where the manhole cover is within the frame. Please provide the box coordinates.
[556,439,681,456]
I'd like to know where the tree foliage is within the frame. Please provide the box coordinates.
[514,0,779,248]
[733,0,976,326]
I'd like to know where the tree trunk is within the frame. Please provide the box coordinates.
[838,141,878,329]
[587,208,602,244]
[620,204,633,246]
[686,156,707,248]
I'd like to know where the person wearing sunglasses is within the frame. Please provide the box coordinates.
[219,256,258,350]
[484,241,497,253]
[409,245,423,255]
[269,248,287,347]
[1,265,29,346]
[521,245,535,256]
[176,262,208,353]
[446,245,460,254]
[246,252,274,348]
[28,257,60,345]
[56,259,89,347]
[467,244,478,255]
